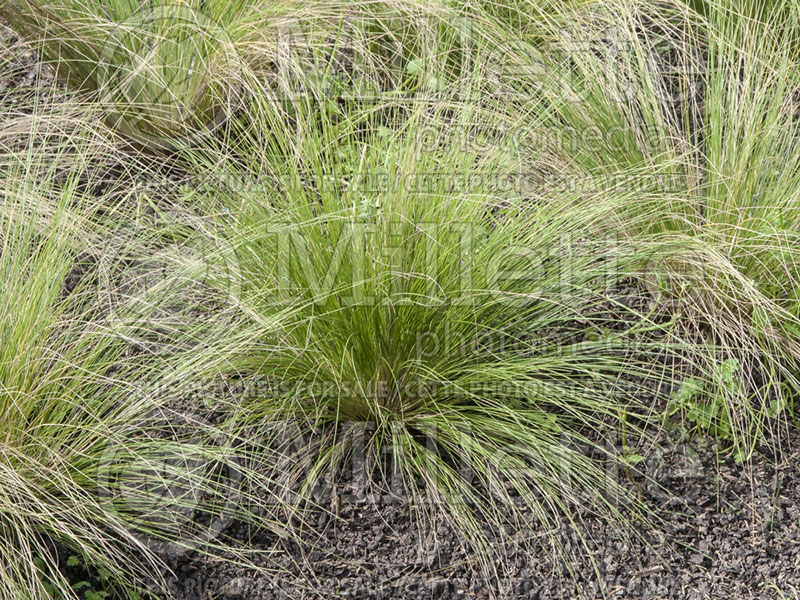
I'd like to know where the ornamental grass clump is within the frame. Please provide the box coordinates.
[0,106,272,600]
[476,0,800,450]
[169,96,686,575]
[0,159,161,598]
[0,0,484,149]
[0,0,255,148]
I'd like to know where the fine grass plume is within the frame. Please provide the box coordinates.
[658,0,800,449]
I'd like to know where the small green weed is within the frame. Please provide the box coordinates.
[665,357,791,462]
[667,360,739,441]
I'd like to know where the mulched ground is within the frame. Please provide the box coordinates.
[153,427,800,600]
[4,20,800,600]
[0,23,59,106]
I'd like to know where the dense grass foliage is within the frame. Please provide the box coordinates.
[0,0,259,147]
[0,130,166,598]
[0,0,482,149]
[475,0,800,447]
[1,0,800,596]
[0,107,280,600]
[159,98,692,574]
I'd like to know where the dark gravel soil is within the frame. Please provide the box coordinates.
[0,23,59,106]
[153,427,800,600]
